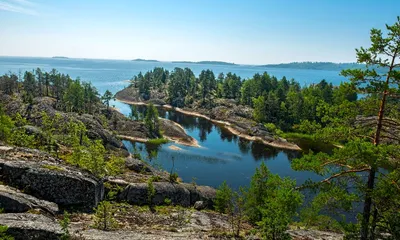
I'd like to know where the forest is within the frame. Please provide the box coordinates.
[0,17,399,240]
[122,18,400,240]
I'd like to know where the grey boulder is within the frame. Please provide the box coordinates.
[0,184,58,214]
[0,213,62,240]
[0,159,104,211]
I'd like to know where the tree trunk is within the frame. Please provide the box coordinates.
[360,48,397,240]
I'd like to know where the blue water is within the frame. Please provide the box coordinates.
[0,56,344,189]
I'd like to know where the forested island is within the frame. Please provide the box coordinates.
[132,58,160,62]
[260,62,364,71]
[0,17,399,240]
[172,61,237,66]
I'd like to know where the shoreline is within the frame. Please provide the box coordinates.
[118,133,200,148]
[116,98,301,151]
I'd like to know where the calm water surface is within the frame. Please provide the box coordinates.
[0,56,342,189]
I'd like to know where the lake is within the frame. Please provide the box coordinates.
[0,56,345,189]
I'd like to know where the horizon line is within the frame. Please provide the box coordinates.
[0,55,359,66]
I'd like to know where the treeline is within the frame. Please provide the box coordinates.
[0,68,100,114]
[260,62,364,71]
[131,66,359,131]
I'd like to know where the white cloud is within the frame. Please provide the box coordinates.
[0,0,37,15]
[9,0,35,6]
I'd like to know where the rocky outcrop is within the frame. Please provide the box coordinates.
[0,213,62,240]
[118,182,216,208]
[0,213,344,240]
[181,183,216,208]
[288,229,343,240]
[118,182,190,207]
[193,201,206,210]
[0,148,104,211]
[75,113,128,154]
[0,185,58,214]
[125,157,153,173]
[0,94,139,155]
[159,118,199,147]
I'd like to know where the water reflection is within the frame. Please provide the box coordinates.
[128,104,313,189]
[238,138,251,154]
[134,105,302,163]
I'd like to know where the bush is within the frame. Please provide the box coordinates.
[93,201,118,231]
[59,211,71,240]
[147,179,156,205]
[0,225,13,240]
[169,172,179,183]
[214,181,233,214]
[147,138,169,145]
[245,162,303,240]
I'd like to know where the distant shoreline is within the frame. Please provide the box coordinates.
[0,56,361,71]
[52,56,69,59]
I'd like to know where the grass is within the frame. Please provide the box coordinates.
[42,164,64,172]
[282,132,336,153]
[147,138,169,145]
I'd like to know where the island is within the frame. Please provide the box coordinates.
[172,60,236,66]
[259,61,364,71]
[52,56,69,59]
[132,58,160,62]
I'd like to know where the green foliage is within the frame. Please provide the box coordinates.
[67,139,124,178]
[147,138,168,145]
[245,163,303,240]
[63,79,84,113]
[43,164,64,172]
[298,186,356,232]
[105,155,125,176]
[164,198,172,206]
[169,172,179,183]
[0,105,13,142]
[167,68,196,107]
[0,106,36,148]
[128,105,139,121]
[1,69,99,113]
[264,123,283,136]
[293,120,322,134]
[104,182,124,201]
[294,17,400,240]
[144,104,161,138]
[147,178,156,205]
[59,211,71,240]
[101,90,114,110]
[214,181,233,214]
[0,225,13,240]
[93,201,118,231]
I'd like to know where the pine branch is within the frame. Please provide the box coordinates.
[322,167,371,183]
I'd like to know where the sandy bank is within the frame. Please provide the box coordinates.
[168,145,184,151]
[116,98,301,151]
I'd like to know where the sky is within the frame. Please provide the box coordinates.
[0,0,399,65]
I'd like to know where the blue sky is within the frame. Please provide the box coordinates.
[0,0,399,64]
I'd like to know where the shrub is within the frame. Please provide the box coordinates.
[164,198,172,206]
[169,172,179,183]
[59,211,71,240]
[214,181,233,214]
[93,201,118,231]
[0,225,13,240]
[245,162,303,240]
[147,179,156,206]
[147,138,169,145]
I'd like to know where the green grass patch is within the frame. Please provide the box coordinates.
[282,132,335,153]
[42,164,64,172]
[147,138,169,145]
